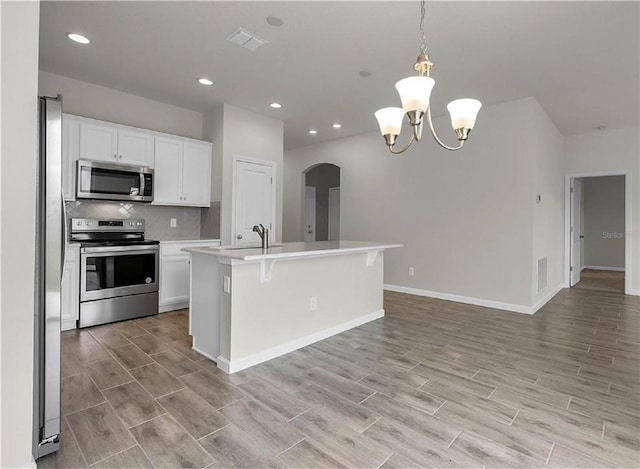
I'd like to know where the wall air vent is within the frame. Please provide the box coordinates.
[226,28,268,52]
[537,257,548,293]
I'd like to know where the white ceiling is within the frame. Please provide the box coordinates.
[39,1,639,150]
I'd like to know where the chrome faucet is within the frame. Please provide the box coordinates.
[252,224,269,249]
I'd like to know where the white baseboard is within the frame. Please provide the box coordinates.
[215,356,231,374]
[216,309,385,374]
[385,284,534,314]
[192,345,219,363]
[628,289,640,296]
[531,284,564,314]
[385,284,564,315]
[582,265,625,272]
[159,301,189,313]
[62,319,77,331]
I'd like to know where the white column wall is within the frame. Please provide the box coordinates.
[0,1,40,466]
[204,104,284,245]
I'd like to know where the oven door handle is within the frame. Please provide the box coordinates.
[81,244,159,254]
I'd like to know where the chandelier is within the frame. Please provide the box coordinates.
[374,0,482,154]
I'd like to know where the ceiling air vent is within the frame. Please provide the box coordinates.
[226,28,268,52]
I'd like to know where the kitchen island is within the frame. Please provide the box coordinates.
[183,241,402,373]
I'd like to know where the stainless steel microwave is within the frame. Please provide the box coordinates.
[76,160,154,202]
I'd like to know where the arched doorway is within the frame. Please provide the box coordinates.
[302,163,341,241]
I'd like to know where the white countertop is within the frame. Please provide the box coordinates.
[183,240,403,261]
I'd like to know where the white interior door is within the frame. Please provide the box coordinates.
[328,187,340,241]
[570,178,583,286]
[304,186,316,242]
[234,160,273,246]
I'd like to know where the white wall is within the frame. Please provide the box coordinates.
[530,99,565,305]
[203,105,224,202]
[564,127,640,293]
[39,71,203,139]
[285,98,552,310]
[0,1,40,466]
[204,104,284,245]
[582,176,626,269]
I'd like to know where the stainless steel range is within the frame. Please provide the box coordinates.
[71,218,159,328]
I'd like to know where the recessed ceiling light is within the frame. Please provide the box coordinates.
[197,78,214,86]
[308,129,318,135]
[270,102,282,109]
[359,70,373,77]
[266,15,284,27]
[332,123,342,129]
[66,33,90,44]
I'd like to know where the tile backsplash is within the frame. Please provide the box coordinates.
[65,200,205,241]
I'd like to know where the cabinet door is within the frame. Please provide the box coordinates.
[153,137,183,204]
[160,255,191,305]
[62,258,79,329]
[181,142,211,206]
[62,116,79,201]
[78,121,118,163]
[117,128,154,167]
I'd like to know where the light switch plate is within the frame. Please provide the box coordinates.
[170,218,177,227]
[223,275,231,293]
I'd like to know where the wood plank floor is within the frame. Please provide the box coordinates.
[574,269,625,293]
[38,287,640,468]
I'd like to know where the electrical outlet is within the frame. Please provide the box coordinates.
[310,297,317,311]
[170,218,177,227]
[409,267,415,276]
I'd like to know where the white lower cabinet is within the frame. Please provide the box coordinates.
[62,244,80,331]
[160,240,220,312]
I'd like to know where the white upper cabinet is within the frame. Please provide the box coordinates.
[152,137,211,207]
[153,137,183,204]
[79,121,118,163]
[77,118,154,167]
[62,114,211,206]
[181,142,212,206]
[116,128,154,167]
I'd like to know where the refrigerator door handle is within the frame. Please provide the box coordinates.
[61,189,67,268]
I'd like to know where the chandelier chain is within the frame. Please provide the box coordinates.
[419,0,427,53]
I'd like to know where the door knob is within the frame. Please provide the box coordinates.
[236,234,243,239]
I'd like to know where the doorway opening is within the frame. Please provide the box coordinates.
[566,173,629,294]
[302,163,341,241]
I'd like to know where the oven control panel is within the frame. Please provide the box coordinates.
[71,218,145,232]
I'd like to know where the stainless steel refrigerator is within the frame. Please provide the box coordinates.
[33,95,64,458]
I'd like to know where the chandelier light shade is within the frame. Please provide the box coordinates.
[395,76,435,113]
[375,0,482,155]
[374,107,406,144]
[447,98,482,131]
